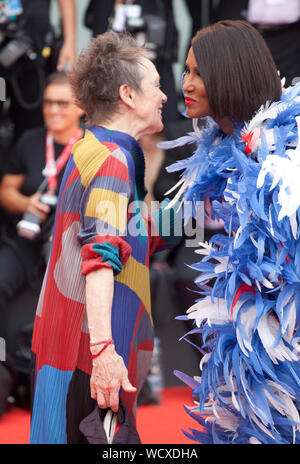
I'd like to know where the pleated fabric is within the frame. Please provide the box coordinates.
[30,126,179,444]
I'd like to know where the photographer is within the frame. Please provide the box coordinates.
[0,0,76,164]
[0,72,83,367]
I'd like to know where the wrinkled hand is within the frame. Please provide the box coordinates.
[90,344,136,412]
[57,42,76,71]
[26,192,50,222]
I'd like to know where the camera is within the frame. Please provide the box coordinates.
[111,2,167,64]
[0,2,50,110]
[0,33,37,69]
[127,14,167,63]
[16,193,57,240]
[0,4,37,70]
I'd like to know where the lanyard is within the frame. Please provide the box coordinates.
[44,128,82,191]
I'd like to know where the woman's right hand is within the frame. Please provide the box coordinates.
[90,343,136,413]
[26,192,51,222]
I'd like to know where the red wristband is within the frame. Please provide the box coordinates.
[91,339,114,359]
[90,339,113,347]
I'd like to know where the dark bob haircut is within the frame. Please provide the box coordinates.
[69,31,148,124]
[191,20,282,122]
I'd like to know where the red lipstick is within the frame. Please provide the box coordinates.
[185,97,196,106]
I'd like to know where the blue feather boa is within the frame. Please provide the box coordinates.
[164,83,300,444]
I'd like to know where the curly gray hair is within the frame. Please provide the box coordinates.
[69,31,148,124]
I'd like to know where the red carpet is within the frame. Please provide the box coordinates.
[137,386,196,444]
[0,405,30,444]
[0,386,196,444]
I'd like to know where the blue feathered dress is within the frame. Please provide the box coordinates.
[163,83,300,444]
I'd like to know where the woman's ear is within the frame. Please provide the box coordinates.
[119,84,135,109]
[76,107,85,119]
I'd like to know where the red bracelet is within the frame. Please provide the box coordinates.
[91,339,114,359]
[90,339,113,347]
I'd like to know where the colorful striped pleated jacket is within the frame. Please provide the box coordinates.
[30,125,181,444]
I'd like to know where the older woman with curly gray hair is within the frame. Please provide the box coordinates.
[29,31,181,444]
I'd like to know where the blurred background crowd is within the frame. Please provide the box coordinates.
[0,0,300,418]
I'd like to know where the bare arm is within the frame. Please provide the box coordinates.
[86,267,136,412]
[0,174,50,219]
[57,0,76,70]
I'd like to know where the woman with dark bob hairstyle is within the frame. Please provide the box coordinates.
[165,20,300,444]
[29,31,181,444]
